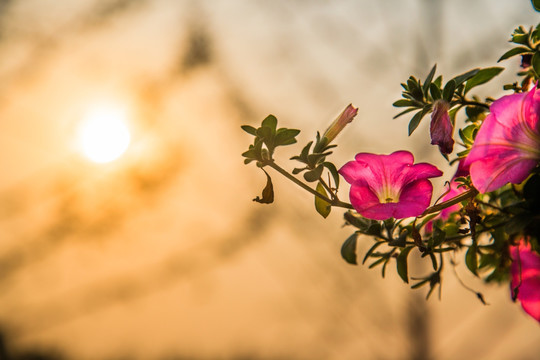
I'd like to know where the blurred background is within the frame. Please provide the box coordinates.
[0,0,539,359]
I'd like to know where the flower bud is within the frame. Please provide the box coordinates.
[321,104,358,146]
[430,99,454,154]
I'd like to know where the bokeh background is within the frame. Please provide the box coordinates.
[0,0,539,359]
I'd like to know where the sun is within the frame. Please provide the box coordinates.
[77,104,131,163]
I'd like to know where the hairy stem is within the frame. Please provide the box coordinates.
[420,188,478,217]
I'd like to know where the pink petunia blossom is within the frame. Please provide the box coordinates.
[430,100,454,154]
[339,151,443,220]
[510,240,540,323]
[465,86,540,193]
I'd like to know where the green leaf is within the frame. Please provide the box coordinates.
[261,115,277,133]
[397,246,414,283]
[423,64,437,94]
[452,69,480,87]
[498,47,532,62]
[341,233,358,265]
[532,52,540,77]
[433,75,443,88]
[464,67,504,94]
[315,182,331,218]
[465,244,478,276]
[275,128,300,146]
[429,83,442,100]
[393,99,419,107]
[442,80,456,102]
[408,108,428,136]
[344,211,371,231]
[512,33,529,45]
[432,227,446,247]
[253,169,274,204]
[304,165,324,182]
[323,162,340,188]
[362,241,384,264]
[534,0,540,12]
[292,167,306,175]
[393,107,418,119]
[241,125,257,135]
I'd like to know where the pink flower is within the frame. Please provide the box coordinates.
[510,240,540,323]
[430,100,454,154]
[339,151,443,220]
[465,86,540,193]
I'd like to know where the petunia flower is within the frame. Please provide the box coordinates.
[339,151,443,220]
[510,240,540,323]
[430,100,454,154]
[465,85,540,193]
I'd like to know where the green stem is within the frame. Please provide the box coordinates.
[318,176,336,200]
[264,161,353,209]
[420,188,478,217]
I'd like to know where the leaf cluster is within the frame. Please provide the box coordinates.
[241,115,300,166]
[499,24,540,89]
[393,64,502,138]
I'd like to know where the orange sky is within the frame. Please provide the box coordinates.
[0,1,539,359]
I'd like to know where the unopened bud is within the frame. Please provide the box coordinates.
[430,100,454,154]
[321,104,358,146]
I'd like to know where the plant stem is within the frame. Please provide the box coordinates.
[420,188,478,217]
[264,161,354,209]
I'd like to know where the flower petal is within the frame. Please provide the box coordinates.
[394,180,434,218]
[466,86,540,193]
[469,152,537,193]
[349,184,393,220]
[511,242,540,323]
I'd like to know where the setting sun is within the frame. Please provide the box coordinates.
[77,104,131,163]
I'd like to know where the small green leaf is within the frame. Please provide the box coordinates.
[393,99,419,107]
[341,233,358,265]
[304,165,324,182]
[452,69,480,87]
[464,67,504,94]
[362,241,384,264]
[292,167,306,175]
[323,162,340,188]
[393,107,418,119]
[532,52,540,77]
[241,125,257,135]
[465,244,478,276]
[429,83,442,100]
[275,128,300,146]
[432,227,446,247]
[534,0,540,12]
[294,141,313,163]
[423,64,437,94]
[408,109,428,136]
[498,47,532,62]
[442,80,456,102]
[261,115,277,133]
[344,211,371,231]
[315,182,331,218]
[397,246,414,283]
[253,169,274,204]
[512,33,529,45]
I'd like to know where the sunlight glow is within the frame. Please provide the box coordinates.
[78,104,131,163]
